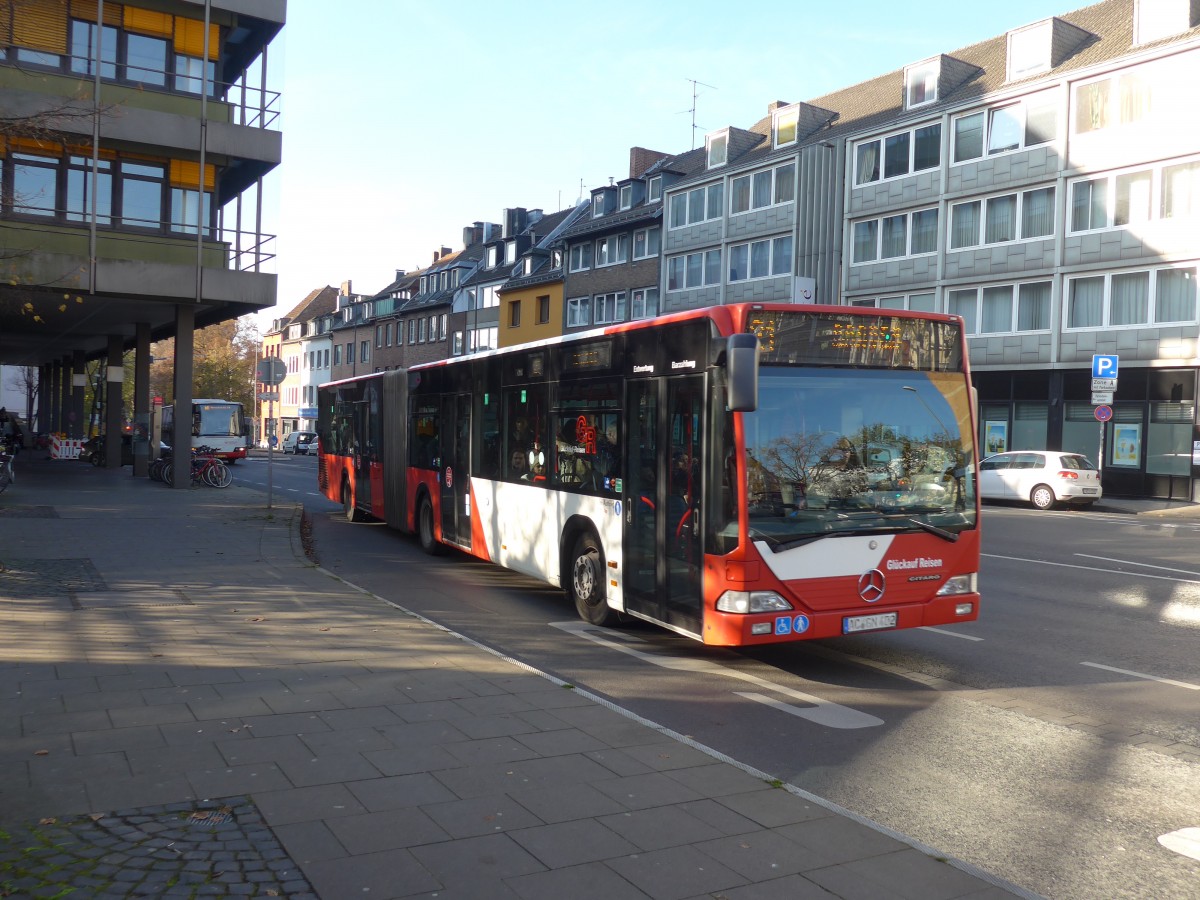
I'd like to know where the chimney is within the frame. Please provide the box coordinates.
[463,223,484,246]
[629,146,670,179]
[767,100,790,114]
[395,269,406,281]
[502,208,528,238]
[340,280,352,296]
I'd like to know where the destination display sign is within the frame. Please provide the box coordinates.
[747,311,963,372]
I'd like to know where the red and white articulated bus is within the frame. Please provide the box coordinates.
[317,303,980,646]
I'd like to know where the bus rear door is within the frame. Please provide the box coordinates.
[439,392,472,548]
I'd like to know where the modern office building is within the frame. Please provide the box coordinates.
[0,0,284,477]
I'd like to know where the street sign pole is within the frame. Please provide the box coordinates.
[255,357,287,513]
[267,397,274,511]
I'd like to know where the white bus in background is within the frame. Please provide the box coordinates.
[161,399,251,461]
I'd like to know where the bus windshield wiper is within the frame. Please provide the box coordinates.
[879,514,960,543]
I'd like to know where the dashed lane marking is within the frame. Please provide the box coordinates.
[1074,553,1200,577]
[984,553,1200,585]
[1081,661,1200,691]
[551,620,883,729]
[920,626,984,641]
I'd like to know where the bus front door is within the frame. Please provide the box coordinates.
[623,376,704,635]
[440,393,472,548]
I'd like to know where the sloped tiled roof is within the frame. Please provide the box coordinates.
[281,285,339,324]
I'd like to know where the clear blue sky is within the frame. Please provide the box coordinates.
[262,0,1072,323]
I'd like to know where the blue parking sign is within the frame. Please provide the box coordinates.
[1092,354,1119,379]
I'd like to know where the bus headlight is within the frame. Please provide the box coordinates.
[935,574,977,596]
[716,590,794,614]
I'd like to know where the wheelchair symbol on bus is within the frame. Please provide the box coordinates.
[775,615,811,636]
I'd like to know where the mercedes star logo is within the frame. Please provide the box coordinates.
[859,568,886,603]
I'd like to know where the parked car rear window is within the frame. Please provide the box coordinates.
[1060,454,1094,470]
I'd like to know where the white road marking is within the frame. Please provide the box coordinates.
[551,620,882,729]
[1081,661,1200,691]
[984,553,1200,585]
[1159,828,1200,862]
[1074,553,1200,577]
[920,626,984,641]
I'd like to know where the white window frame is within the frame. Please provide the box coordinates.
[949,186,1056,248]
[595,233,629,268]
[952,280,1055,335]
[632,226,661,260]
[1065,266,1199,330]
[569,243,593,272]
[631,287,659,320]
[647,176,662,203]
[952,89,1059,164]
[853,122,942,186]
[851,207,939,264]
[706,129,729,168]
[905,59,940,109]
[1068,159,1197,233]
[667,183,723,229]
[728,235,794,282]
[619,184,633,210]
[849,292,937,312]
[593,291,627,325]
[486,245,499,267]
[773,105,799,148]
[1007,20,1052,80]
[729,162,796,215]
[566,296,591,327]
[592,192,606,218]
[666,249,721,292]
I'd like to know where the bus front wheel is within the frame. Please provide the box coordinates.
[569,532,614,626]
[417,495,441,556]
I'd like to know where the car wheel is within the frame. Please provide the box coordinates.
[417,494,441,555]
[568,531,615,626]
[1030,484,1056,510]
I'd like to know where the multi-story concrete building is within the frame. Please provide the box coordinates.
[0,0,284,476]
[656,0,1199,500]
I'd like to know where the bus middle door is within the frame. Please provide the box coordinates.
[439,393,472,549]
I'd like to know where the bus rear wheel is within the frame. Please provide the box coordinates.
[569,532,614,626]
[417,494,441,556]
[342,479,360,522]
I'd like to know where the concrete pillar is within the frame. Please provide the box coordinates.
[36,364,50,437]
[70,350,87,440]
[133,323,152,477]
[61,356,73,436]
[105,335,123,469]
[171,305,195,489]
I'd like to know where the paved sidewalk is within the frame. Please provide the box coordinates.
[0,453,1035,899]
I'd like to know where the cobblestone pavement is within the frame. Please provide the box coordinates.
[0,797,314,899]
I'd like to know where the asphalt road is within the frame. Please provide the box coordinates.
[232,457,1200,899]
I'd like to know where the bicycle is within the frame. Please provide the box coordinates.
[191,446,231,488]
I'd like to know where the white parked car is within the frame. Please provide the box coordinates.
[977,450,1102,510]
[281,431,317,455]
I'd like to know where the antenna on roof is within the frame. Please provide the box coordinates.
[684,78,717,149]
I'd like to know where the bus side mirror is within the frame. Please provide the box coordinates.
[726,333,759,412]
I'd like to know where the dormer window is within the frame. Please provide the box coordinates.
[487,245,499,267]
[420,275,428,293]
[647,175,662,202]
[551,249,564,269]
[1008,20,1052,80]
[774,106,799,148]
[505,240,517,264]
[1135,0,1198,45]
[706,130,729,168]
[522,257,534,276]
[619,184,633,210]
[440,271,448,290]
[451,269,460,287]
[592,193,605,218]
[905,60,940,108]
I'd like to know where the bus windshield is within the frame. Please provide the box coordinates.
[742,367,976,547]
[195,403,244,437]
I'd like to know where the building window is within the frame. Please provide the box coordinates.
[666,249,721,291]
[566,297,590,327]
[1007,21,1052,80]
[592,192,606,218]
[487,245,499,267]
[730,162,795,214]
[594,292,626,325]
[452,332,464,355]
[953,90,1058,163]
[905,60,940,108]
[949,187,1055,248]
[667,183,723,229]
[1163,160,1200,218]
[631,288,659,319]
[595,234,629,267]
[1069,162,1195,232]
[632,227,661,260]
[849,292,936,312]
[439,314,447,340]
[569,243,593,272]
[360,340,369,362]
[408,320,416,344]
[419,318,427,342]
[852,208,938,263]
[346,342,354,364]
[774,106,799,148]
[1067,267,1198,329]
[376,325,383,348]
[728,236,793,281]
[706,130,729,168]
[508,299,521,328]
[537,295,550,324]
[647,176,662,203]
[468,327,497,352]
[619,184,633,210]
